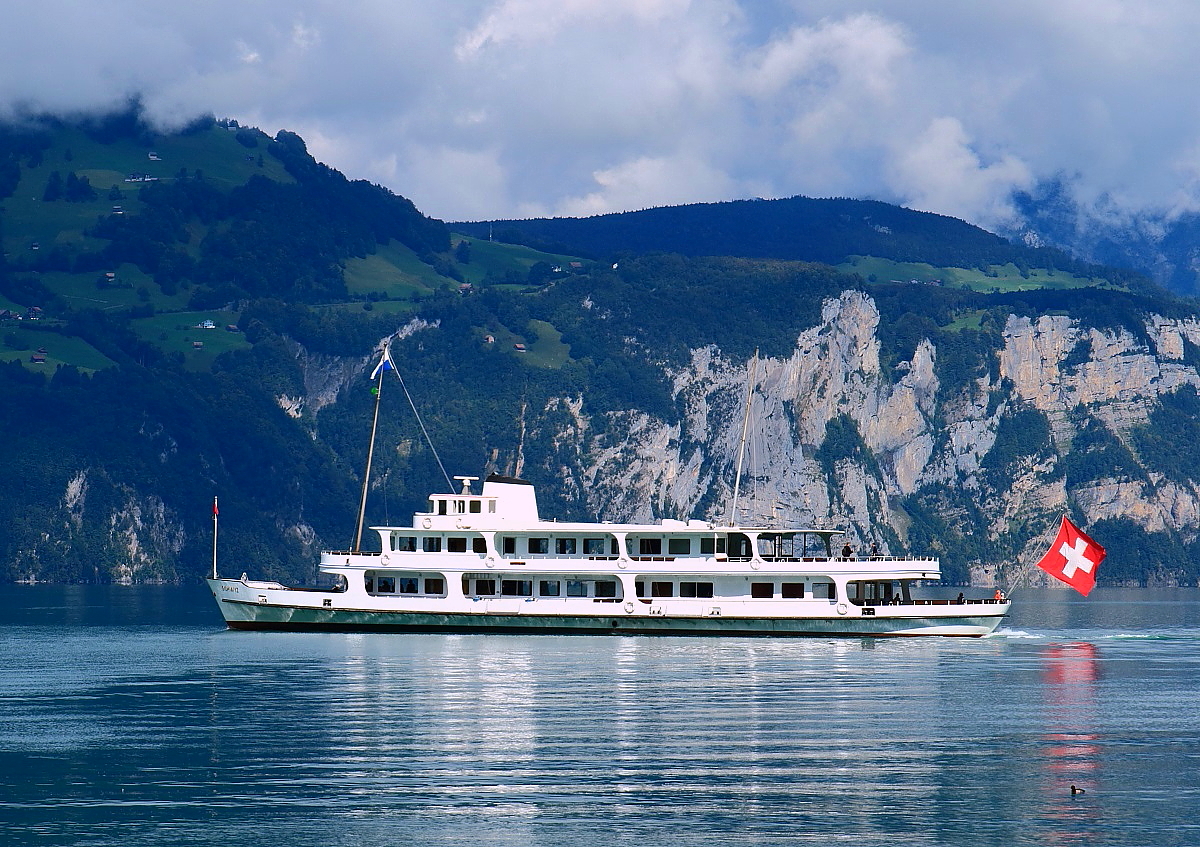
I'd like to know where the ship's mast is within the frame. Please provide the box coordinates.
[353,347,389,552]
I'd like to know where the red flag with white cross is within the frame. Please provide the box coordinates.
[1036,516,1105,596]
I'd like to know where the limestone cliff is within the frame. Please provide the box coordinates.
[531,291,1200,586]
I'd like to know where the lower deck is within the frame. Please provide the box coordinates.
[210,573,1009,637]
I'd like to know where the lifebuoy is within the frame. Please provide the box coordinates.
[422,517,432,529]
[836,603,848,616]
[381,554,390,565]
[486,557,495,569]
[624,601,635,614]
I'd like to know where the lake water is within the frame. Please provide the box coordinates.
[2,585,1199,846]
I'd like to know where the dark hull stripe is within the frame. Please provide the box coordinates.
[217,600,1003,637]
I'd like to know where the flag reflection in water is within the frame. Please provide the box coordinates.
[1041,642,1100,831]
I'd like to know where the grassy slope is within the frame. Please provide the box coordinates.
[0,124,589,375]
[840,256,1110,293]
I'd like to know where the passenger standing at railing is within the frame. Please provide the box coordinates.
[841,543,853,559]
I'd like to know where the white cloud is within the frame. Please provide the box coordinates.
[553,154,740,218]
[3,1,1200,229]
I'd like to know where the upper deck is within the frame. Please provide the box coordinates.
[322,473,939,581]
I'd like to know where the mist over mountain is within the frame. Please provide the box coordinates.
[1004,178,1200,298]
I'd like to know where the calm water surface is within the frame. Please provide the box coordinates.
[1,585,1198,846]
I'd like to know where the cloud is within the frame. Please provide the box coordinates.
[3,1,1200,229]
[889,117,1033,225]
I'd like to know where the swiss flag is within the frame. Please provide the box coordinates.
[1036,516,1105,596]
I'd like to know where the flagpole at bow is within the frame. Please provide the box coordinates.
[211,496,219,580]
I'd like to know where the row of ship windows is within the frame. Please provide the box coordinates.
[387,535,754,556]
[363,574,837,600]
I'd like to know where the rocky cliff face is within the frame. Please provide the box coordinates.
[536,291,1200,586]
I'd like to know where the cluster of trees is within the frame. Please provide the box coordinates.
[42,171,97,202]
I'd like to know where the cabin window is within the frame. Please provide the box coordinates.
[540,580,561,597]
[556,538,577,555]
[502,579,533,597]
[472,538,487,554]
[668,538,690,555]
[812,582,836,599]
[489,501,496,513]
[639,538,662,555]
[473,578,496,596]
[447,537,467,553]
[424,578,445,595]
[529,538,549,555]
[635,581,646,598]
[680,581,714,598]
[503,537,516,555]
[376,576,396,594]
[583,537,606,555]
[364,576,375,592]
[392,535,417,552]
[781,582,805,599]
[399,577,419,594]
[456,500,466,514]
[470,500,481,513]
[727,534,752,559]
[700,537,715,554]
[595,580,618,598]
[651,581,673,598]
[438,500,447,515]
[751,582,774,598]
[423,537,442,553]
[566,580,588,597]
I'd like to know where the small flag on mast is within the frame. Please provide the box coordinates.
[370,346,395,380]
[1035,515,1105,596]
[213,497,219,517]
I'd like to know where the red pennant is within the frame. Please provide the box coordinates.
[1036,516,1105,596]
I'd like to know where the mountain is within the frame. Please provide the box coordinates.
[4,106,1200,589]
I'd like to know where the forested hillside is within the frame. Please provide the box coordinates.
[4,106,1200,587]
[454,197,1150,292]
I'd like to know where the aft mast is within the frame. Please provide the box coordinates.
[728,349,758,526]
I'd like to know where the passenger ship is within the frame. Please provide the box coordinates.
[208,472,1009,637]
